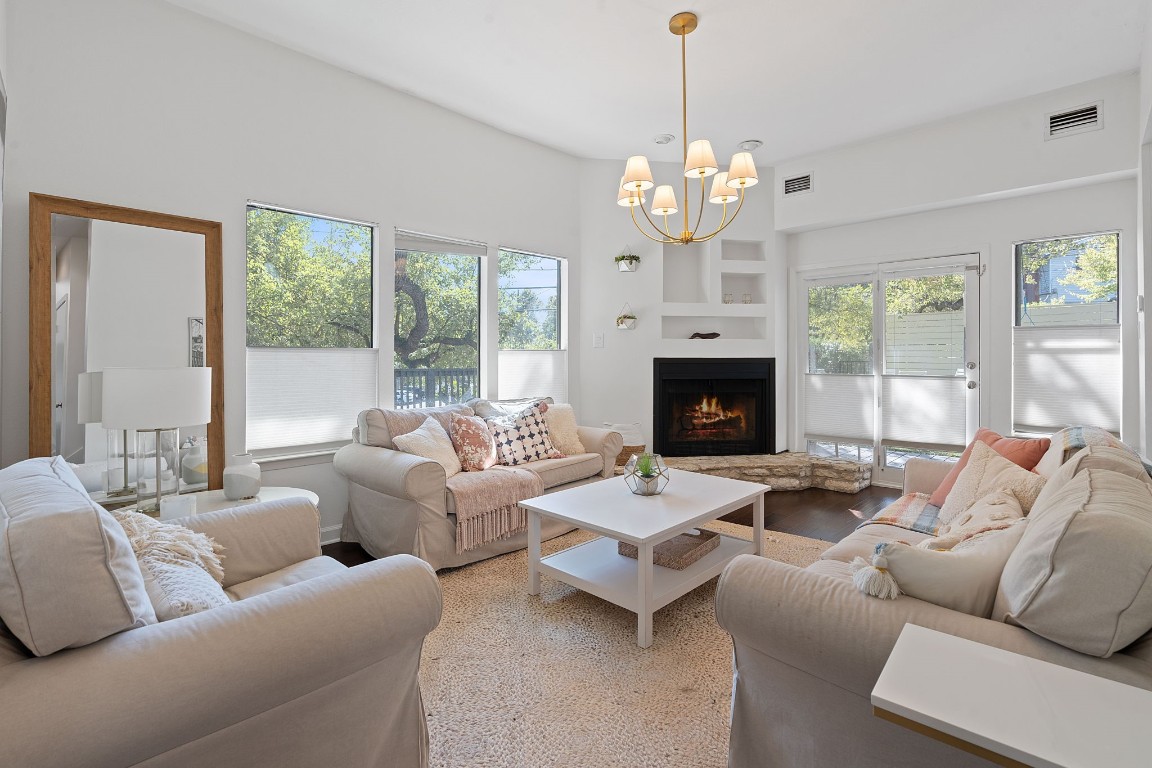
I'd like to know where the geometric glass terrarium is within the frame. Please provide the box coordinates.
[623,452,671,496]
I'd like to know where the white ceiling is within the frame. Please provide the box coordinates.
[165,0,1149,164]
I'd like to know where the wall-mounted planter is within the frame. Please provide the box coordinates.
[617,257,640,272]
[616,302,636,329]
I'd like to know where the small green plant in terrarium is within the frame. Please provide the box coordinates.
[635,452,656,477]
[624,452,669,496]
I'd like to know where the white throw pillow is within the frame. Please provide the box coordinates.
[543,404,586,456]
[938,441,1046,525]
[139,558,231,620]
[856,522,1028,617]
[392,416,463,478]
[919,489,1024,551]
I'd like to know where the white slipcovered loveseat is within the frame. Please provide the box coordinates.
[0,456,441,768]
[717,431,1152,768]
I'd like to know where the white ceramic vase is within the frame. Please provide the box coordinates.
[223,453,261,500]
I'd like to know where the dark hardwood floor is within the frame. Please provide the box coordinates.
[322,484,902,567]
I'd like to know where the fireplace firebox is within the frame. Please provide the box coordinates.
[653,358,774,456]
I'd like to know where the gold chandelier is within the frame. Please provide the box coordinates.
[617,12,758,245]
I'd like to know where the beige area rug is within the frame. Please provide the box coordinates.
[420,523,829,768]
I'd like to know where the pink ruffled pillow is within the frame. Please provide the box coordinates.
[449,412,497,472]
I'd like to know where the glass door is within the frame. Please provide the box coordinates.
[802,254,980,486]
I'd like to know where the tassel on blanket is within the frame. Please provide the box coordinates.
[850,552,900,600]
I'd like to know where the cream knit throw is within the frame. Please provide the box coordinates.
[446,466,544,553]
[112,509,225,584]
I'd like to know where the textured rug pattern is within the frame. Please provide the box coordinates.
[420,524,828,768]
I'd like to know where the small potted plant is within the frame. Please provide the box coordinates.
[624,451,670,496]
[616,308,637,330]
[615,249,641,272]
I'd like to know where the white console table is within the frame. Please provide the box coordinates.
[155,487,319,520]
[872,624,1152,768]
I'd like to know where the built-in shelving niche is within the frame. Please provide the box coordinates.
[661,315,767,341]
[661,242,708,303]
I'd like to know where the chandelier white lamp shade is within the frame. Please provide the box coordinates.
[616,12,757,245]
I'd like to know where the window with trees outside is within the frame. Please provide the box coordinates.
[245,204,378,453]
[394,233,482,408]
[1013,232,1120,435]
[497,249,568,402]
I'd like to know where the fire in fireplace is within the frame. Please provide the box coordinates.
[653,358,774,457]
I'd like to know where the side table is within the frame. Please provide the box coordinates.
[156,486,319,521]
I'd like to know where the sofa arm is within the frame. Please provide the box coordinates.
[716,555,1152,698]
[175,498,322,588]
[902,457,955,496]
[577,426,624,478]
[0,555,441,768]
[334,442,446,500]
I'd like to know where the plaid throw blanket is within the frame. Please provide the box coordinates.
[858,492,946,536]
[1051,426,1152,475]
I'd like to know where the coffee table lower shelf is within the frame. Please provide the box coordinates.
[539,534,753,630]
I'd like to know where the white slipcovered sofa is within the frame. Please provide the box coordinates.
[716,440,1152,768]
[0,456,441,768]
[334,402,623,570]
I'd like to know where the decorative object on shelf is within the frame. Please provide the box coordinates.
[742,293,752,304]
[624,452,671,496]
[618,528,720,569]
[615,249,641,272]
[616,11,758,245]
[689,332,721,339]
[616,302,637,330]
[223,453,261,501]
[101,366,213,516]
[723,293,734,304]
[180,436,209,485]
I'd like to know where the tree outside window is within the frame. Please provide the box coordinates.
[498,250,561,350]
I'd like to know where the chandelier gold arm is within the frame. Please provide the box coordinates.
[689,185,748,242]
[687,175,706,240]
[629,203,679,244]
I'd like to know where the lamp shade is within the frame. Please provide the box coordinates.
[651,185,678,216]
[622,155,655,191]
[77,371,103,425]
[709,172,739,204]
[726,152,759,188]
[616,177,645,207]
[101,367,212,430]
[684,139,718,178]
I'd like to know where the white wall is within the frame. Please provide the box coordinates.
[788,178,1139,445]
[1,0,581,540]
[576,159,787,451]
[776,74,1139,232]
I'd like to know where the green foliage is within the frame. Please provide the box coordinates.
[635,453,655,477]
[498,251,560,351]
[395,250,480,369]
[1018,234,1118,303]
[246,208,373,348]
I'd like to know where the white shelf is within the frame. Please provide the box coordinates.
[661,302,766,317]
[662,315,767,341]
[539,534,753,613]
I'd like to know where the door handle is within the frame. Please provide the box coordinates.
[966,381,977,390]
[966,362,976,370]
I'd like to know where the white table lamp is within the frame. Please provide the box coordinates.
[77,371,134,497]
[101,367,212,514]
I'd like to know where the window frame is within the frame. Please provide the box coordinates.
[496,248,564,352]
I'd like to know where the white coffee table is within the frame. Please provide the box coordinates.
[519,468,767,648]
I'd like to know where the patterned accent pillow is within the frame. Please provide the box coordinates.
[487,404,564,466]
[449,412,498,472]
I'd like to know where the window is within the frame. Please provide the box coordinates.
[498,250,561,350]
[1013,232,1120,435]
[245,204,377,453]
[394,231,483,409]
[497,249,568,402]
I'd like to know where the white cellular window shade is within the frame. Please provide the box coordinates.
[804,374,875,443]
[881,376,967,449]
[1013,326,1121,435]
[497,350,568,404]
[246,348,378,452]
[395,230,487,256]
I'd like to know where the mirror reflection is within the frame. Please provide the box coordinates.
[51,214,209,503]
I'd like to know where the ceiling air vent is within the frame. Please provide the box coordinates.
[1047,102,1102,140]
[783,174,813,196]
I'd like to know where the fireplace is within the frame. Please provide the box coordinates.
[653,358,774,456]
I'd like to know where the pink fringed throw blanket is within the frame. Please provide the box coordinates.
[446,466,544,553]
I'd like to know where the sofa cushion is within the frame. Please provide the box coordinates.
[1030,445,1152,519]
[820,523,932,563]
[804,559,855,581]
[542,404,586,456]
[226,556,347,601]
[938,441,1046,524]
[929,428,1049,507]
[861,522,1028,617]
[527,453,604,490]
[0,457,156,656]
[466,396,554,419]
[998,469,1152,657]
[355,404,474,449]
[449,411,498,472]
[393,416,462,478]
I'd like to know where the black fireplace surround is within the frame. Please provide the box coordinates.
[653,358,775,457]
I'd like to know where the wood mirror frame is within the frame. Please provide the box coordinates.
[28,193,225,489]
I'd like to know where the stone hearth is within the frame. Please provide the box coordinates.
[644,453,871,493]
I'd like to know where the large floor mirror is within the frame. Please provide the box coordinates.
[29,193,224,494]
